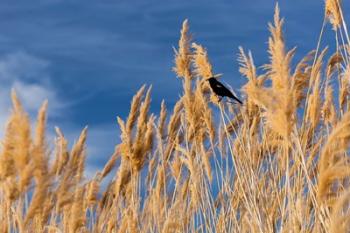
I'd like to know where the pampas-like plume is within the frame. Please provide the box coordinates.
[86,178,100,205]
[192,43,213,79]
[329,189,350,233]
[173,19,192,80]
[158,100,167,139]
[322,85,337,126]
[318,111,350,205]
[339,65,350,111]
[8,91,32,176]
[265,4,293,93]
[32,101,49,182]
[68,187,86,233]
[305,48,328,130]
[325,0,343,30]
[0,92,33,197]
[34,100,48,148]
[100,146,119,179]
[126,85,146,135]
[239,47,265,120]
[115,86,155,200]
[326,52,343,78]
[243,5,296,139]
[24,178,50,227]
[71,127,88,182]
[51,127,69,176]
[291,50,314,107]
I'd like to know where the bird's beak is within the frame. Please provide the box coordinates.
[213,73,223,78]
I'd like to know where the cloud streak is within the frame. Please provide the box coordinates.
[0,51,64,134]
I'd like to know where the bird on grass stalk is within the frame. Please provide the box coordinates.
[207,77,243,105]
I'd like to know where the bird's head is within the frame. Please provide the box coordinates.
[206,74,222,82]
[207,77,217,82]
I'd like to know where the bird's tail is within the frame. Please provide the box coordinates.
[228,96,243,105]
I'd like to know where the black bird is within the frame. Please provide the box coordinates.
[207,77,243,105]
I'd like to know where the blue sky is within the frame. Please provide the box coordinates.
[0,0,348,177]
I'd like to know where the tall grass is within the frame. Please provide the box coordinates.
[1,1,350,232]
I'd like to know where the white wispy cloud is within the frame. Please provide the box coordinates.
[0,51,63,134]
[0,51,49,82]
[12,81,62,113]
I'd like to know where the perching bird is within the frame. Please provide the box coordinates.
[207,77,243,105]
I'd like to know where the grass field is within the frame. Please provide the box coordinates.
[0,1,350,232]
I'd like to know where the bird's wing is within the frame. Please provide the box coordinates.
[210,79,243,104]
[220,82,243,105]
